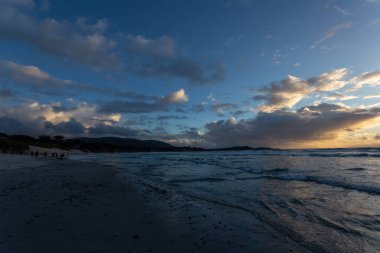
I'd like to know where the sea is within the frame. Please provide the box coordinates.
[71,149,380,252]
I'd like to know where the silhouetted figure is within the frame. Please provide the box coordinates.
[35,152,39,158]
[31,151,34,157]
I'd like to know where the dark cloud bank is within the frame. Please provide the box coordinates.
[1,103,379,148]
[197,103,379,147]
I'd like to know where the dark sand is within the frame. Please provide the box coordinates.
[0,154,307,252]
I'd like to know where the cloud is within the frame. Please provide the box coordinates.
[189,100,240,117]
[254,75,311,111]
[196,103,380,148]
[0,88,15,98]
[87,124,147,137]
[0,114,147,138]
[212,102,238,116]
[312,21,352,48]
[0,60,108,96]
[364,94,380,99]
[1,0,35,9]
[0,89,187,138]
[44,118,86,135]
[1,99,380,148]
[0,100,121,129]
[0,60,72,95]
[333,5,350,17]
[156,115,188,121]
[160,88,189,103]
[0,100,146,138]
[99,89,189,113]
[0,60,172,98]
[125,35,226,84]
[348,71,380,91]
[0,2,119,69]
[368,19,380,26]
[125,35,177,59]
[254,69,348,111]
[322,93,357,101]
[0,2,225,84]
[0,116,43,135]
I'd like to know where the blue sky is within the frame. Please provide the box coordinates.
[1,0,380,148]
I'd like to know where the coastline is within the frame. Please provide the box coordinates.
[0,154,306,253]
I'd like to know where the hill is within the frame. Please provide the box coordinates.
[0,132,275,153]
[74,137,173,149]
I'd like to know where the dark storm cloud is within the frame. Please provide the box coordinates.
[0,114,149,138]
[231,110,248,117]
[183,103,380,147]
[87,124,148,137]
[44,118,86,135]
[0,114,87,136]
[0,116,45,136]
[0,116,32,135]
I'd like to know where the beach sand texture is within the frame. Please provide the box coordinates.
[0,154,304,253]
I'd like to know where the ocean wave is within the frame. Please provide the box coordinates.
[345,167,367,171]
[169,177,226,184]
[268,175,380,195]
[261,168,290,174]
[225,152,380,158]
[308,153,371,157]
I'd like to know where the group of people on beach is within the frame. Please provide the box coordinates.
[30,151,67,160]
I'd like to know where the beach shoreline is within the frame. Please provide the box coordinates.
[0,154,306,253]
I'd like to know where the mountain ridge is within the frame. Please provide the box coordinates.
[0,132,275,153]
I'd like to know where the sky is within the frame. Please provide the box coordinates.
[1,0,380,148]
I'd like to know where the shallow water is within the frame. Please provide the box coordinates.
[71,149,380,252]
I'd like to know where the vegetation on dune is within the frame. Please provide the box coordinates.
[0,137,29,154]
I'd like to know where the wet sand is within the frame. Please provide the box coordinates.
[0,154,306,253]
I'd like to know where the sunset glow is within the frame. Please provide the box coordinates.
[1,0,380,148]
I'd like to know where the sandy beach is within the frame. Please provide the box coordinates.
[0,154,306,253]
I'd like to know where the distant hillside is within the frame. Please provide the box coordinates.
[0,132,276,153]
[0,133,176,153]
[73,137,173,149]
